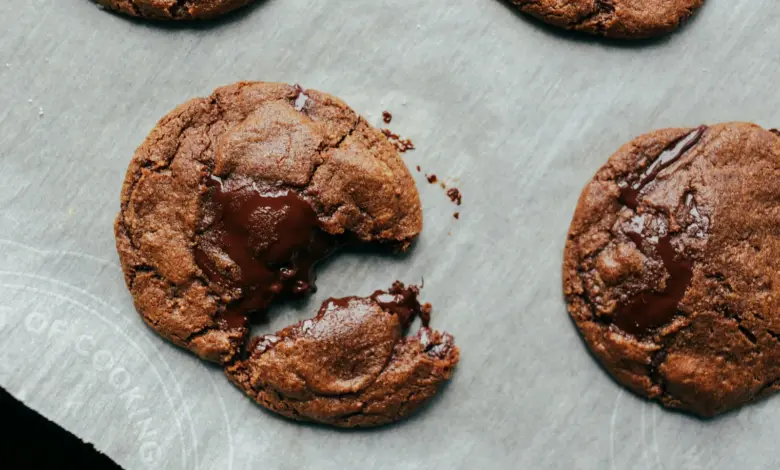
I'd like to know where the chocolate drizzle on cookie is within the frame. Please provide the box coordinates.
[195,175,338,321]
[612,127,706,336]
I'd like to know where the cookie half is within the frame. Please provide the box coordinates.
[94,0,255,20]
[510,0,704,39]
[225,282,460,427]
[564,122,780,417]
[115,82,422,364]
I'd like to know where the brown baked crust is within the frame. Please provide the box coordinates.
[510,0,704,39]
[115,82,423,364]
[94,0,254,20]
[225,294,459,427]
[564,122,780,417]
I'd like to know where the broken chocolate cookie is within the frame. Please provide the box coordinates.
[115,82,422,364]
[225,282,459,427]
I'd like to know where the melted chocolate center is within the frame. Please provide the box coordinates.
[195,175,337,327]
[612,232,694,335]
[612,127,706,336]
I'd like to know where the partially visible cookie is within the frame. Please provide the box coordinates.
[564,122,780,417]
[94,0,255,20]
[225,282,460,427]
[510,0,704,39]
[115,82,422,364]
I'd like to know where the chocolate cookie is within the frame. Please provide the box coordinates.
[115,82,422,364]
[94,0,254,20]
[225,282,459,427]
[509,0,704,39]
[564,123,780,417]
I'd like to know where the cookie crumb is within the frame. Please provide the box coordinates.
[382,111,392,124]
[426,174,438,184]
[453,212,460,220]
[416,165,421,172]
[381,128,415,153]
[440,182,446,189]
[447,188,462,206]
[421,302,433,325]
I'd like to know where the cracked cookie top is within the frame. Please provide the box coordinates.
[564,122,780,416]
[509,0,704,39]
[225,282,459,427]
[94,0,255,20]
[115,82,422,364]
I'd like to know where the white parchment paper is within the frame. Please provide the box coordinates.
[1,0,780,468]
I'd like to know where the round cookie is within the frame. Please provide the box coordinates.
[115,82,423,364]
[94,0,254,20]
[510,0,704,39]
[225,282,460,427]
[564,122,780,417]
